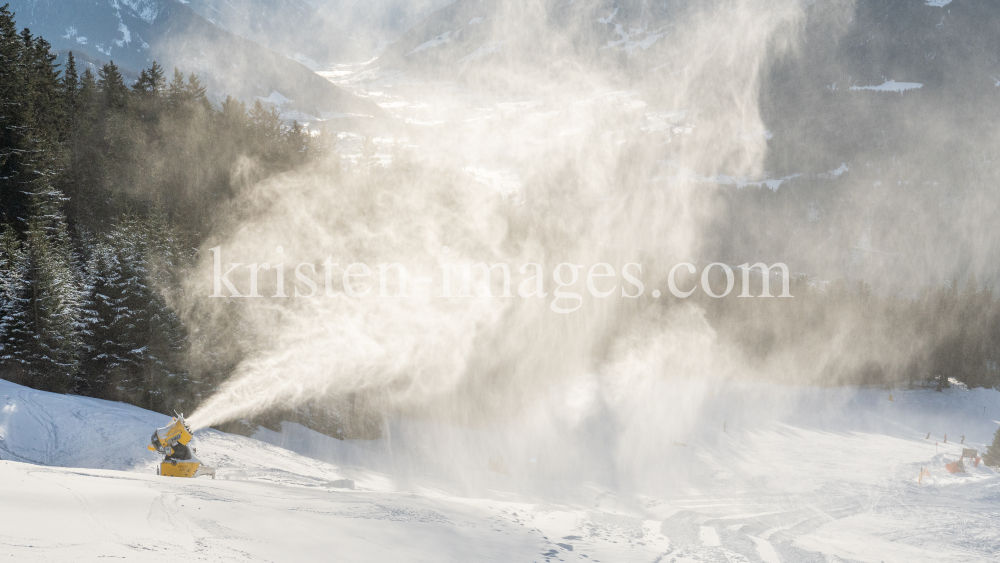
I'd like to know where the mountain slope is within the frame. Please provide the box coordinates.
[369,0,619,79]
[6,0,383,117]
[707,0,1000,290]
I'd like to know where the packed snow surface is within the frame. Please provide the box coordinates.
[2,377,1000,561]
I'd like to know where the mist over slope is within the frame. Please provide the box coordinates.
[156,0,1000,445]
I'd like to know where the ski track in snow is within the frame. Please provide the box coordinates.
[2,377,1000,561]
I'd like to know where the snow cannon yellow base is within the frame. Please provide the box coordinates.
[148,415,216,479]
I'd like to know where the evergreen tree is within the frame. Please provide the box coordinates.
[61,51,79,139]
[62,52,78,99]
[0,11,29,225]
[79,217,188,409]
[984,427,1000,469]
[2,186,81,392]
[166,67,186,110]
[218,96,249,151]
[25,33,63,142]
[74,228,100,395]
[24,222,80,390]
[97,61,128,110]
[219,95,247,123]
[0,222,24,378]
[78,67,96,103]
[62,67,101,222]
[132,60,164,98]
[249,99,282,148]
[142,216,191,411]
[285,121,311,165]
[185,72,210,112]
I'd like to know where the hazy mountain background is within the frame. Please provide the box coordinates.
[365,0,1000,293]
[2,0,422,117]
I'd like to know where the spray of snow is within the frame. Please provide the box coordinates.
[186,0,811,457]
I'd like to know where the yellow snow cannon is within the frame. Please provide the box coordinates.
[147,415,216,479]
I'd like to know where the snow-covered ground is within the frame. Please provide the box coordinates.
[2,377,999,562]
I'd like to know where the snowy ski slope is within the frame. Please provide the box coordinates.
[2,377,1000,562]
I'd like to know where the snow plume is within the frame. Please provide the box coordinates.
[184,0,812,483]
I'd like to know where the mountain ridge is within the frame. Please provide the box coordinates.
[5,0,385,118]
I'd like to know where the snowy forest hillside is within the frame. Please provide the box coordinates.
[0,7,324,414]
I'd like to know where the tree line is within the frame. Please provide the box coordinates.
[0,5,325,414]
